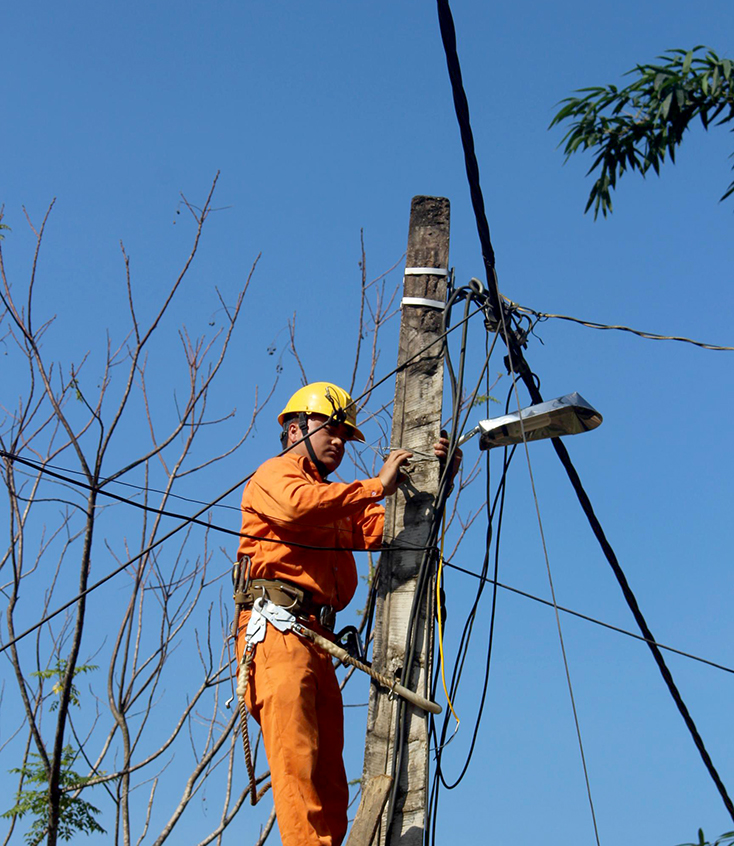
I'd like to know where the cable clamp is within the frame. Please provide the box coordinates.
[401,297,446,310]
[404,267,448,277]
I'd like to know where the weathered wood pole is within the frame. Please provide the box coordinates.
[361,195,450,846]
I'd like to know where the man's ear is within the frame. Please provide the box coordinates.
[288,420,301,445]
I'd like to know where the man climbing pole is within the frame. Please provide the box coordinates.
[234,381,459,846]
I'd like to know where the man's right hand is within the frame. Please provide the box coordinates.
[378,450,413,496]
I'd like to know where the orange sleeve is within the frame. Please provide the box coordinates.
[247,456,384,529]
[350,501,385,550]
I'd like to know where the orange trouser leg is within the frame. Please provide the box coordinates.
[237,621,349,846]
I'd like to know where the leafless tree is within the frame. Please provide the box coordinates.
[0,193,432,845]
[0,176,280,846]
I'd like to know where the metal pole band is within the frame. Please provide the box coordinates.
[404,267,449,276]
[400,297,446,310]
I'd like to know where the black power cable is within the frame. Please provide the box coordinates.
[435,0,734,827]
[0,449,434,555]
[436,0,496,280]
[382,283,478,834]
[386,283,507,839]
[545,424,734,822]
[1,308,488,654]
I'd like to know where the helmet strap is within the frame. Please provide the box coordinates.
[298,412,329,480]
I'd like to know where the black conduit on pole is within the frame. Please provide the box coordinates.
[435,0,734,823]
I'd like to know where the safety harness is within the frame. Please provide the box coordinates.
[230,558,441,804]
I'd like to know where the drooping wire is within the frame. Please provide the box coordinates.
[441,561,734,677]
[423,294,506,842]
[505,297,734,352]
[427,384,515,846]
[0,449,431,554]
[0,308,484,654]
[383,284,481,834]
[435,511,460,727]
[435,0,734,827]
[432,387,513,786]
[542,422,734,823]
[498,289,602,845]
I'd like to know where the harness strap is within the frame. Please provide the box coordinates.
[236,577,337,632]
[235,605,271,805]
[298,411,330,480]
[244,599,442,715]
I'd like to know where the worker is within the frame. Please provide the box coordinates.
[235,381,459,846]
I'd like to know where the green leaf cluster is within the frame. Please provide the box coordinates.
[471,393,500,408]
[31,660,98,711]
[676,830,734,846]
[2,747,106,844]
[550,47,734,218]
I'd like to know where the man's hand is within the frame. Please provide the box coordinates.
[434,430,462,487]
[378,450,413,496]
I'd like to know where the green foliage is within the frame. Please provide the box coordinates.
[676,830,734,846]
[471,393,500,408]
[550,47,734,218]
[2,747,106,844]
[31,660,98,711]
[0,223,9,240]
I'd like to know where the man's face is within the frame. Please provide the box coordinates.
[288,413,353,473]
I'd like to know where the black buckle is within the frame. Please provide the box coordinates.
[333,625,365,663]
[319,605,336,632]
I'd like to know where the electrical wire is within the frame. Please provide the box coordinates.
[399,286,504,843]
[505,297,734,352]
[383,282,477,835]
[1,296,484,525]
[432,0,606,838]
[0,306,492,655]
[0,468,249,654]
[499,279,602,845]
[435,0,734,830]
[432,386,513,772]
[2,457,243,512]
[442,561,734,677]
[0,448,431,554]
[428,388,514,846]
[541,423,734,823]
[435,513,460,727]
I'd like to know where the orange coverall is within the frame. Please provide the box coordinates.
[236,452,384,846]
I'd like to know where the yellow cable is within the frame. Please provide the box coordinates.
[436,512,460,726]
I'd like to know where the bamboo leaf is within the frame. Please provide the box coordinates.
[551,45,734,215]
[661,92,674,119]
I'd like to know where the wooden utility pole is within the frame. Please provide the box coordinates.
[361,196,450,846]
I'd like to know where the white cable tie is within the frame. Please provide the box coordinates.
[404,267,449,277]
[401,297,446,310]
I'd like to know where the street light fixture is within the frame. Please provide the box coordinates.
[458,392,603,450]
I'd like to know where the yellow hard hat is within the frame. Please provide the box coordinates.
[278,382,365,441]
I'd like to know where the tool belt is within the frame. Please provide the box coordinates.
[235,577,337,632]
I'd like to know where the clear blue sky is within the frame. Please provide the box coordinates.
[2,1,733,844]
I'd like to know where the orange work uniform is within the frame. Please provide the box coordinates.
[236,452,384,846]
